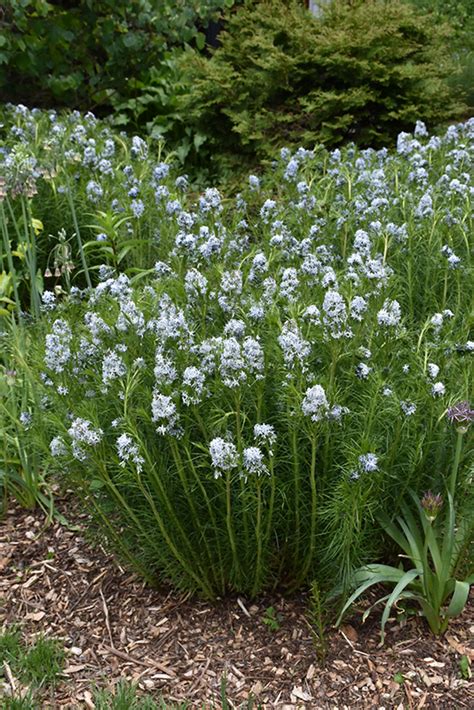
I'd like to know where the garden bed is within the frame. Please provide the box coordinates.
[1,501,472,708]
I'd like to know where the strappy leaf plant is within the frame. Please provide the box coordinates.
[336,402,473,641]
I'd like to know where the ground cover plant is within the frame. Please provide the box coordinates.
[0,626,65,706]
[1,107,471,602]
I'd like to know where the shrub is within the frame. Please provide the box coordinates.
[0,1,230,113]
[178,0,465,177]
[21,117,473,597]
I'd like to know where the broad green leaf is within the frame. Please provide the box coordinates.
[397,516,423,568]
[378,511,412,557]
[196,32,206,51]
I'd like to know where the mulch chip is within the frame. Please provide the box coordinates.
[1,501,473,708]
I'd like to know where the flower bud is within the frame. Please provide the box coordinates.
[421,491,443,522]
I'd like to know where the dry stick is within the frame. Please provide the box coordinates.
[3,661,16,694]
[99,586,114,648]
[101,645,176,677]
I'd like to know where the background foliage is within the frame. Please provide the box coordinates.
[1,1,472,184]
[176,0,465,179]
[0,0,232,113]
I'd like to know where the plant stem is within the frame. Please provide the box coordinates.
[299,430,318,585]
[170,438,221,594]
[251,478,263,597]
[235,392,250,573]
[225,469,241,587]
[65,181,92,289]
[449,430,464,502]
[291,424,301,563]
[0,203,21,314]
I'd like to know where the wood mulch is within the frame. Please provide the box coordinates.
[0,500,473,709]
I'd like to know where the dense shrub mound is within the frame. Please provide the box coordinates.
[6,109,471,598]
[180,0,465,175]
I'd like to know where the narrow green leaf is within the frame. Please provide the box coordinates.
[446,580,470,617]
[380,569,420,643]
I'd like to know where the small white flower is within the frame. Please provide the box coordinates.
[431,382,445,397]
[151,391,178,434]
[427,363,440,380]
[302,385,329,421]
[401,401,417,417]
[116,433,144,472]
[243,447,268,476]
[19,412,32,429]
[355,363,371,379]
[377,300,401,328]
[50,436,67,457]
[209,438,239,478]
[182,366,205,405]
[253,423,277,448]
[359,453,379,472]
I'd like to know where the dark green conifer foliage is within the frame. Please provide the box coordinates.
[181,0,464,173]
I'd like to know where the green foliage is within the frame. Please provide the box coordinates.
[1,694,37,710]
[179,0,465,177]
[407,0,474,109]
[459,654,471,680]
[308,581,331,663]
[20,635,65,688]
[18,115,473,597]
[0,1,230,113]
[92,678,254,709]
[336,423,473,641]
[0,322,52,513]
[407,0,474,42]
[262,606,281,631]
[0,627,23,666]
[0,628,65,690]
[93,681,162,710]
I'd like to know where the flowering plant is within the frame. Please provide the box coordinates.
[336,402,473,641]
[14,112,473,597]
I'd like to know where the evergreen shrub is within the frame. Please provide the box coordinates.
[179,0,465,176]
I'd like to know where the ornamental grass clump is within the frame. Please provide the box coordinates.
[24,117,473,597]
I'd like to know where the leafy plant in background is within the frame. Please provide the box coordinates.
[407,0,474,110]
[336,402,473,642]
[0,0,233,114]
[178,0,465,179]
[19,116,472,597]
